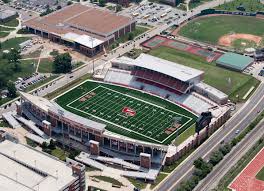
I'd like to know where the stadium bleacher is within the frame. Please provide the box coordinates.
[132,69,189,93]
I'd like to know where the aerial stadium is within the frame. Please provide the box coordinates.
[16,54,230,180]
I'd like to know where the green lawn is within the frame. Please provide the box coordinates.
[150,173,168,189]
[215,0,264,12]
[117,26,148,44]
[110,26,148,49]
[92,176,123,186]
[178,15,264,45]
[174,124,195,146]
[56,80,197,145]
[22,50,42,59]
[149,46,259,102]
[38,58,54,73]
[0,59,36,82]
[0,32,9,38]
[0,37,31,51]
[256,167,264,181]
[51,147,69,161]
[189,0,213,9]
[1,17,19,27]
[127,178,148,190]
[0,26,15,31]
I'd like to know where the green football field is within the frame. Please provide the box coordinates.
[56,81,197,145]
[178,15,264,45]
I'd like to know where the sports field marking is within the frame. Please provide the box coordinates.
[66,85,193,144]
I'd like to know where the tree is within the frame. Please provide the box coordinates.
[67,1,73,5]
[128,32,135,41]
[116,5,122,12]
[7,82,16,98]
[193,157,204,169]
[99,0,106,7]
[53,53,72,73]
[219,143,231,155]
[57,5,62,10]
[48,139,56,150]
[209,151,223,166]
[6,48,22,72]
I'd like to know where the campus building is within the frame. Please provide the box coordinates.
[0,9,17,22]
[0,139,86,191]
[23,4,136,57]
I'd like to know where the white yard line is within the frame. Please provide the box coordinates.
[66,85,194,144]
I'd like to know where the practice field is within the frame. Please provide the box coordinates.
[142,35,222,62]
[56,81,197,145]
[178,15,264,45]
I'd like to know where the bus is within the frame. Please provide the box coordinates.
[160,13,167,18]
[143,14,150,19]
[132,12,139,17]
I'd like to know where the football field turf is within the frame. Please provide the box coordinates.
[56,81,197,145]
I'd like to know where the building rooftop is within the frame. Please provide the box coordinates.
[50,103,106,132]
[195,82,228,100]
[216,52,254,71]
[20,92,106,132]
[134,54,204,82]
[0,140,76,191]
[0,9,17,20]
[24,4,134,39]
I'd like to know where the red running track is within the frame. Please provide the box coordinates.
[229,148,264,191]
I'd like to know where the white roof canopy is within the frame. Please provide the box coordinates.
[62,32,104,48]
[134,54,204,82]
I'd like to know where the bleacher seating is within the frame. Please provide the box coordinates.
[132,69,189,93]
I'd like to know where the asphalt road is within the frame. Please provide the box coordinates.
[155,82,264,191]
[194,118,264,191]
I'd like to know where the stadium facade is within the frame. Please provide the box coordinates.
[23,4,136,57]
[0,138,86,191]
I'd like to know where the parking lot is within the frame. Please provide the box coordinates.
[121,2,186,26]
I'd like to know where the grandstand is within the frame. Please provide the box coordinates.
[104,54,227,114]
[132,54,204,94]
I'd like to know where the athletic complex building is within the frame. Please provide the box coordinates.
[0,139,86,191]
[23,4,136,57]
[14,54,231,180]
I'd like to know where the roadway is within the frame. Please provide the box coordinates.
[155,82,264,191]
[194,118,264,191]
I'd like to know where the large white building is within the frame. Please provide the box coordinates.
[0,140,85,191]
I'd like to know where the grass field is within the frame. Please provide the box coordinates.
[1,17,19,27]
[56,81,197,145]
[178,15,264,45]
[215,0,264,12]
[149,46,259,102]
[38,58,54,73]
[256,167,264,181]
[0,32,9,38]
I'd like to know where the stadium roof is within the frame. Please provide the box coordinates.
[216,53,254,71]
[24,4,134,38]
[20,92,106,132]
[0,140,76,191]
[50,103,106,132]
[134,54,204,82]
